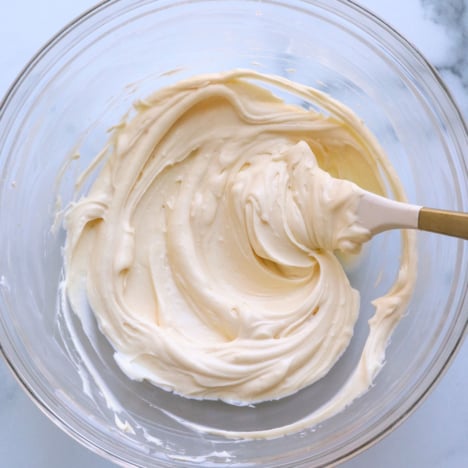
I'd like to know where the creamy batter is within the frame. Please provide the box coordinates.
[64,70,416,438]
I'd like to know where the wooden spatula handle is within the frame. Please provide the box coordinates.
[419,207,468,240]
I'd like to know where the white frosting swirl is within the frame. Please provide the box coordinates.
[64,70,416,437]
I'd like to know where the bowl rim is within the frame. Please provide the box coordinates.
[0,0,467,466]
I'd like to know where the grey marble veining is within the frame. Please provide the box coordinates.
[363,0,468,118]
[422,0,467,89]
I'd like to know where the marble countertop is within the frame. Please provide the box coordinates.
[0,1,466,466]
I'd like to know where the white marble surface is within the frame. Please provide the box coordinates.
[0,1,466,466]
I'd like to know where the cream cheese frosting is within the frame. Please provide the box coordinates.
[64,70,416,438]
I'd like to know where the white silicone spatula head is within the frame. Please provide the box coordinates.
[357,189,468,240]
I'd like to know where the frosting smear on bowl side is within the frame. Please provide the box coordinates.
[63,70,416,438]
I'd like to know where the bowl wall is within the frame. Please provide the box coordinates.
[0,1,466,466]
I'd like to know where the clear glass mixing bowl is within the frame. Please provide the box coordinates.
[0,1,466,466]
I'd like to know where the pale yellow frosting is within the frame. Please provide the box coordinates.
[64,70,416,438]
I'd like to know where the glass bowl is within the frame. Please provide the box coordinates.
[0,0,466,466]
